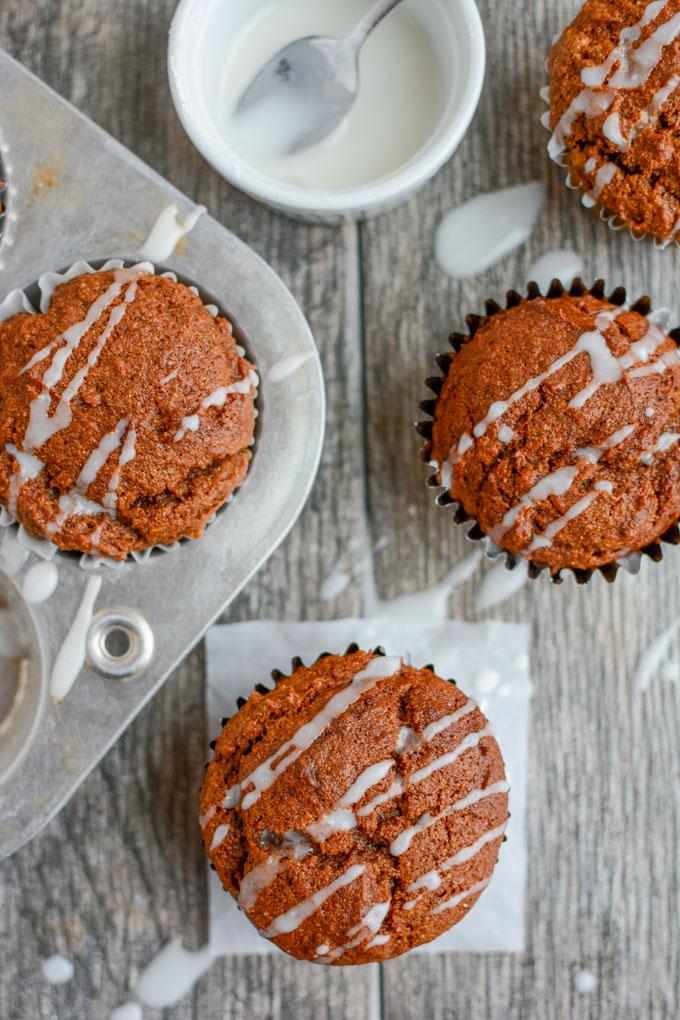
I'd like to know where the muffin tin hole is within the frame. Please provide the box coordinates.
[86,607,154,681]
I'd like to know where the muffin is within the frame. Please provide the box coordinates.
[0,266,257,558]
[200,647,509,965]
[423,283,680,578]
[546,0,680,243]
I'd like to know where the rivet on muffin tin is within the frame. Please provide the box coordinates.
[416,278,680,586]
[86,606,154,681]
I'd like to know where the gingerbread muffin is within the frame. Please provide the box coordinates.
[546,0,680,242]
[200,647,509,965]
[422,283,680,578]
[0,266,257,558]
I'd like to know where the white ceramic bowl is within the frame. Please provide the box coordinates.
[168,0,485,222]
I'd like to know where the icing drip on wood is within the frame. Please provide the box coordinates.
[49,575,102,702]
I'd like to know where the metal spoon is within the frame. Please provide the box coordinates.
[235,0,405,155]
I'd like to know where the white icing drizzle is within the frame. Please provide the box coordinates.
[635,621,680,690]
[526,250,585,294]
[490,467,580,544]
[407,724,495,788]
[567,310,626,406]
[640,431,680,464]
[582,163,617,208]
[355,699,480,817]
[238,837,313,911]
[497,425,514,443]
[160,368,178,385]
[267,352,314,383]
[5,444,44,515]
[49,574,102,702]
[41,954,74,985]
[233,697,486,921]
[320,900,391,962]
[199,805,217,830]
[103,427,137,510]
[307,758,394,842]
[389,780,510,857]
[49,419,128,534]
[430,876,492,916]
[628,348,680,377]
[137,203,206,263]
[223,656,404,812]
[1,528,28,575]
[549,1,676,160]
[453,308,627,458]
[174,369,258,441]
[134,940,216,1010]
[209,823,230,850]
[526,490,602,554]
[407,821,507,898]
[22,560,59,604]
[22,273,139,451]
[614,73,680,151]
[366,933,390,947]
[491,424,635,544]
[262,864,366,938]
[340,758,393,803]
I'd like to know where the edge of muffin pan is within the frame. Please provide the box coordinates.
[416,278,680,587]
[0,256,259,568]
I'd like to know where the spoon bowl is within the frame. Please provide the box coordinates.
[235,0,404,155]
[237,37,358,154]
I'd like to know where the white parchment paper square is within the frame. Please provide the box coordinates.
[205,617,530,956]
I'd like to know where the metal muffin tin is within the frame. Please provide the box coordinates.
[0,51,325,858]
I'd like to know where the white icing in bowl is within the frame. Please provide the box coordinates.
[168,0,485,221]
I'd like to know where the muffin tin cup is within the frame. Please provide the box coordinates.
[417,278,680,586]
[0,50,324,859]
[539,78,680,250]
[0,257,258,569]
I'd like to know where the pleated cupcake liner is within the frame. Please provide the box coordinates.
[416,278,680,587]
[210,645,452,734]
[0,130,11,250]
[539,78,680,250]
[0,257,258,570]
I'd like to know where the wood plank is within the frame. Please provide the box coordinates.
[0,3,376,1018]
[361,1,680,1017]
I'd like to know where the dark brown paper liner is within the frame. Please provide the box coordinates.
[218,646,450,724]
[417,278,680,586]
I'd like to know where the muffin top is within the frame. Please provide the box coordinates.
[428,292,680,574]
[200,649,508,965]
[548,0,680,241]
[0,267,256,558]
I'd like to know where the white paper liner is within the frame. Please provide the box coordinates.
[205,617,530,957]
[539,74,679,250]
[0,259,257,569]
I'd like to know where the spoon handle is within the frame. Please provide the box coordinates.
[347,0,405,51]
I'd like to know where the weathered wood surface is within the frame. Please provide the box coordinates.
[0,1,679,1018]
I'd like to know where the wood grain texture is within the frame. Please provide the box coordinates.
[0,0,679,1018]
